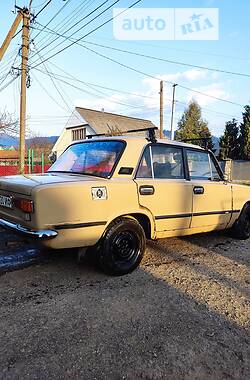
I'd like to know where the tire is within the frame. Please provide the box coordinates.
[98,217,146,275]
[231,205,250,240]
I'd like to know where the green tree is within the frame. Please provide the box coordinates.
[175,100,213,150]
[238,105,250,160]
[219,118,240,160]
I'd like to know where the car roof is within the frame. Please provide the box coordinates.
[72,135,205,151]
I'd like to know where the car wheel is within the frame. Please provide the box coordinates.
[231,205,250,240]
[98,217,146,275]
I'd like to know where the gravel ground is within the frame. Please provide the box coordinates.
[0,228,249,380]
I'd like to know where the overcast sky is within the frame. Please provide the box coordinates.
[0,0,249,138]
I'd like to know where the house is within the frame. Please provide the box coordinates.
[52,107,157,158]
[0,150,25,160]
[0,149,23,166]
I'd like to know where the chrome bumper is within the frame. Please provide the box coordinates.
[0,218,58,240]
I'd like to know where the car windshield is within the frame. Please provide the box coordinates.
[48,140,125,178]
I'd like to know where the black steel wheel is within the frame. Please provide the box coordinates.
[231,205,250,240]
[98,217,146,275]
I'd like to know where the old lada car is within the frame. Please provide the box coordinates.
[0,129,249,275]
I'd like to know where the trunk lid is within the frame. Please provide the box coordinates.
[0,173,104,196]
[0,173,105,226]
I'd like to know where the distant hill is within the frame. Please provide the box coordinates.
[0,133,58,148]
[26,136,59,147]
[0,134,18,147]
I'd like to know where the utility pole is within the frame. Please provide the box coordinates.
[0,2,33,174]
[0,13,22,61]
[159,80,164,139]
[19,7,31,174]
[170,83,177,140]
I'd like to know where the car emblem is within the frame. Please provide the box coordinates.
[92,187,107,200]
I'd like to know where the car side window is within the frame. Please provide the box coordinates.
[210,157,221,180]
[137,145,184,179]
[151,145,184,179]
[136,146,153,178]
[187,150,220,180]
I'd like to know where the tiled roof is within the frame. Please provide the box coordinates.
[75,107,157,136]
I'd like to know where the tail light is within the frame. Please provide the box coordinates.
[14,198,34,213]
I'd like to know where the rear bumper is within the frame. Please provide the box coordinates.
[0,218,58,240]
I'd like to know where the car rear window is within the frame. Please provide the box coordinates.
[48,140,125,178]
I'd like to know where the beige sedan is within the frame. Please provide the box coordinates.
[0,133,249,275]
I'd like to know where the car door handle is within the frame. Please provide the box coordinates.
[139,185,155,195]
[193,186,204,195]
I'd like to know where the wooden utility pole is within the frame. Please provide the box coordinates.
[170,84,177,140]
[0,13,22,61]
[19,8,30,174]
[159,80,164,139]
[0,2,33,174]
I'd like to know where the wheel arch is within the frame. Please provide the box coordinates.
[240,201,250,219]
[104,212,154,240]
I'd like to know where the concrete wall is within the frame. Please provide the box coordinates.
[220,160,250,183]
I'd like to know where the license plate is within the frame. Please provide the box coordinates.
[0,195,13,209]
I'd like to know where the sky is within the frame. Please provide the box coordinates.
[0,0,249,138]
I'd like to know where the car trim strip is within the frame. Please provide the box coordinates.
[55,221,107,230]
[155,213,191,220]
[155,209,240,220]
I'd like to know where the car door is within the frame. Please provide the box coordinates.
[186,149,232,229]
[134,143,193,232]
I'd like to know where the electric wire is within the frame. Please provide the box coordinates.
[31,0,110,63]
[29,0,143,68]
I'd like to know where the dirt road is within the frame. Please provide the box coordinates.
[0,231,249,379]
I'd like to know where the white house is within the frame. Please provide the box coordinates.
[52,107,157,159]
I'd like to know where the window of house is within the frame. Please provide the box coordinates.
[72,128,86,141]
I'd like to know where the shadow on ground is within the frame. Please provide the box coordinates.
[0,231,249,379]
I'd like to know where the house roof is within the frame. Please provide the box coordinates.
[75,107,157,135]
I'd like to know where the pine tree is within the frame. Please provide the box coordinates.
[219,119,240,160]
[175,100,213,150]
[239,105,250,160]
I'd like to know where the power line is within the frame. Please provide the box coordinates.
[31,0,73,41]
[32,71,71,113]
[81,40,250,78]
[0,75,19,93]
[32,24,250,79]
[33,46,73,113]
[80,44,246,108]
[30,24,245,107]
[31,55,140,112]
[32,0,52,21]
[41,61,157,100]
[91,37,250,63]
[34,64,239,120]
[31,0,94,49]
[29,0,111,66]
[35,67,152,110]
[29,0,143,68]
